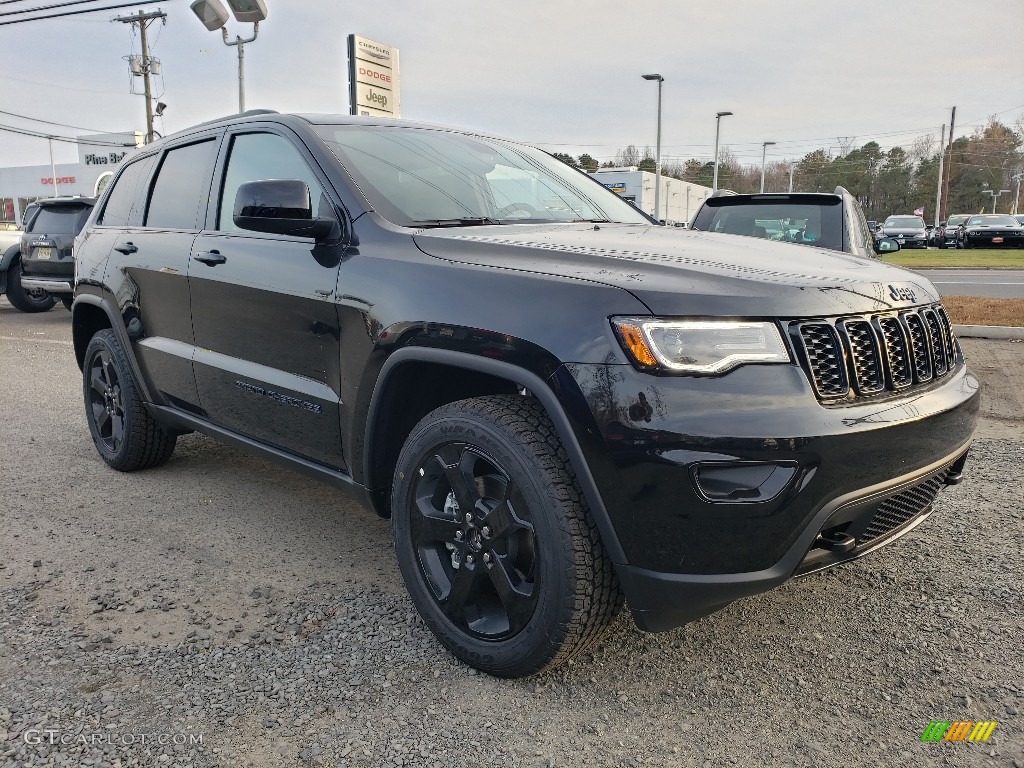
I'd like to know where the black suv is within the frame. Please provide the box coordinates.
[71,112,978,677]
[18,196,96,310]
[689,188,899,259]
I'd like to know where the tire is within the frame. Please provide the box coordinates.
[82,329,176,471]
[392,394,622,677]
[5,257,55,313]
[60,295,73,311]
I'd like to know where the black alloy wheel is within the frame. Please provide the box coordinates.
[392,395,623,678]
[410,442,539,640]
[87,346,127,455]
[82,329,177,471]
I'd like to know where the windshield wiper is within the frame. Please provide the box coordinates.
[408,217,503,228]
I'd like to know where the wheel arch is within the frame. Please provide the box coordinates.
[0,243,19,274]
[361,347,627,565]
[71,296,155,405]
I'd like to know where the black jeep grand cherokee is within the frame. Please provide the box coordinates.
[71,112,978,677]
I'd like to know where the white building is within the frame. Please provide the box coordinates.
[589,168,711,225]
[0,132,142,225]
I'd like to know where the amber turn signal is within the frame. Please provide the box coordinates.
[613,320,658,368]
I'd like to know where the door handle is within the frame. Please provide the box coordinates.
[113,242,137,254]
[194,250,226,266]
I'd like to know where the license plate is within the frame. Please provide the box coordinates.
[35,246,51,259]
[992,237,1004,243]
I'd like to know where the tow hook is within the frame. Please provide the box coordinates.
[816,530,856,554]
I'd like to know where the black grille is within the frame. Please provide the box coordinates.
[878,317,913,388]
[860,473,947,543]
[795,304,957,402]
[841,320,884,394]
[798,324,848,396]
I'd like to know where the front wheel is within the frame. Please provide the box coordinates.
[83,329,177,471]
[5,258,55,312]
[392,395,622,677]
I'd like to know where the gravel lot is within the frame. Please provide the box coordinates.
[1,298,1022,768]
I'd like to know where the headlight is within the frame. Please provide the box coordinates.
[612,318,791,374]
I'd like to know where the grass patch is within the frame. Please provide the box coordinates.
[882,249,1024,268]
[941,295,1024,327]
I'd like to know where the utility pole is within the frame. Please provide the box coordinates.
[933,123,945,227]
[114,9,166,144]
[47,138,58,197]
[939,106,956,220]
[1012,172,1023,216]
[788,162,795,193]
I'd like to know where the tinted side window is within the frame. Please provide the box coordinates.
[217,132,327,234]
[98,155,157,226]
[146,140,218,230]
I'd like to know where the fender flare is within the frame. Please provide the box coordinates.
[72,293,156,404]
[0,243,20,273]
[363,346,627,565]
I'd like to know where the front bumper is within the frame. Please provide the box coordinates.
[556,355,980,632]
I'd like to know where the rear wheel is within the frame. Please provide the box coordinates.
[392,395,622,677]
[83,329,176,471]
[5,257,55,313]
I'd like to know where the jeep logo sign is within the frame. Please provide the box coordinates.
[348,34,400,118]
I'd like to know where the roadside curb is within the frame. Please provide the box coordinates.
[953,324,1023,340]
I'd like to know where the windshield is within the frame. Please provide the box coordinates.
[966,214,1018,226]
[883,216,925,228]
[313,125,649,227]
[691,199,843,250]
[946,215,969,227]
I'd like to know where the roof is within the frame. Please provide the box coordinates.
[33,196,97,207]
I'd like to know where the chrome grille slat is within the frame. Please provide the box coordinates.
[795,303,955,402]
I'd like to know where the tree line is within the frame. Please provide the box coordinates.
[552,119,1023,222]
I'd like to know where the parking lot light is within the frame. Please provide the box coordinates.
[642,74,664,223]
[713,111,733,192]
[190,0,265,114]
[760,141,776,193]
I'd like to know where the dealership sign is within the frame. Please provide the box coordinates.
[347,34,400,118]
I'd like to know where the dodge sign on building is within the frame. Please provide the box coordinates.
[347,34,401,118]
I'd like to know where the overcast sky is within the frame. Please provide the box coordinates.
[1,0,1022,169]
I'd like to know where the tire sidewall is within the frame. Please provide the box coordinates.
[392,408,575,676]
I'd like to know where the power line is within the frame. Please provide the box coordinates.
[0,0,170,25]
[0,0,122,17]
[0,122,135,147]
[0,108,122,134]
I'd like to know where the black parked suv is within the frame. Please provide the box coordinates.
[18,196,96,310]
[689,188,898,260]
[71,112,978,677]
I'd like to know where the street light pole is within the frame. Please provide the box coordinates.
[221,25,259,113]
[759,141,776,193]
[642,74,664,222]
[713,111,733,192]
[1012,172,1023,216]
[982,188,1011,214]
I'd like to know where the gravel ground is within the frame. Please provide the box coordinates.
[1,300,1022,768]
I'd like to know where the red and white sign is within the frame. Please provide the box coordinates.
[41,176,76,185]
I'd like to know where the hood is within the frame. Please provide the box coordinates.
[413,223,940,317]
[880,226,926,234]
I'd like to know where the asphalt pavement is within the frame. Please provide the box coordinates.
[916,269,1024,299]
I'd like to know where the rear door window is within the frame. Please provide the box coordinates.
[145,139,218,230]
[99,155,158,227]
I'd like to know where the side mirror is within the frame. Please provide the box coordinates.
[874,237,900,254]
[233,179,336,241]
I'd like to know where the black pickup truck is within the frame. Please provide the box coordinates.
[70,112,978,677]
